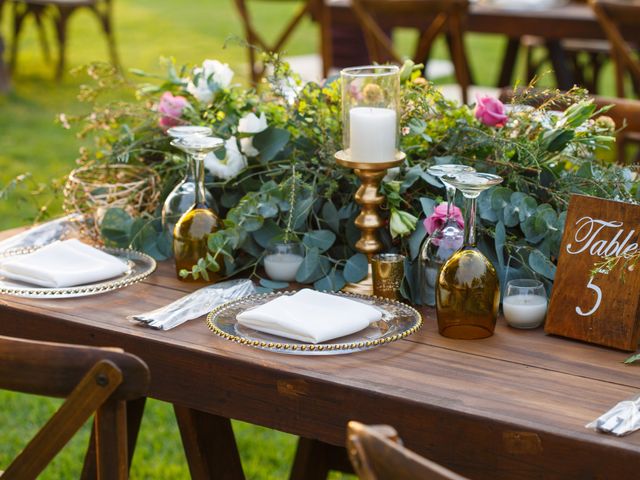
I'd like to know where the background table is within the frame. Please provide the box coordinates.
[1,230,640,479]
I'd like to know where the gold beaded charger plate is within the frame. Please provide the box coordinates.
[0,246,156,299]
[206,291,423,355]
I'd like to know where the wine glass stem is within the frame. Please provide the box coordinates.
[464,196,477,247]
[445,184,455,219]
[192,153,207,208]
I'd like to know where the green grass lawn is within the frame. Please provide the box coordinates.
[0,0,618,477]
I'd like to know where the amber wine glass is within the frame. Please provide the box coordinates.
[436,172,503,339]
[418,164,475,305]
[171,135,224,282]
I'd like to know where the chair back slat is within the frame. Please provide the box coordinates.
[347,421,469,480]
[0,335,149,400]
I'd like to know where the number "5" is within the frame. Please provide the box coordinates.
[576,278,602,317]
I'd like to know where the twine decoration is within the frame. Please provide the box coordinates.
[63,164,161,240]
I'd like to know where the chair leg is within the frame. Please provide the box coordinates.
[81,397,146,480]
[94,398,128,480]
[32,6,51,63]
[497,37,520,87]
[53,5,73,80]
[93,1,120,72]
[9,1,28,73]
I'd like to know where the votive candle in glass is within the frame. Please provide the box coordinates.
[503,279,548,329]
[264,243,304,282]
[341,65,400,163]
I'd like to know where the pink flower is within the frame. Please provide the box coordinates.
[423,203,464,236]
[474,95,507,127]
[158,92,189,130]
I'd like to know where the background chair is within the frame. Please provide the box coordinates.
[234,0,321,82]
[346,421,468,480]
[594,95,640,164]
[348,0,471,103]
[0,335,149,480]
[591,0,640,98]
[8,0,120,80]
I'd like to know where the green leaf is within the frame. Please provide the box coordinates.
[314,271,346,292]
[322,201,340,233]
[302,230,336,253]
[495,221,506,271]
[258,201,279,219]
[242,214,264,232]
[491,187,512,210]
[624,353,640,364]
[540,129,574,152]
[259,279,289,290]
[408,222,426,260]
[529,249,556,280]
[296,247,320,283]
[291,191,314,230]
[254,127,291,162]
[419,197,436,217]
[478,190,498,222]
[100,208,133,247]
[253,221,283,248]
[343,253,368,283]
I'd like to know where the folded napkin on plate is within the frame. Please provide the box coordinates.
[0,239,128,288]
[236,289,382,343]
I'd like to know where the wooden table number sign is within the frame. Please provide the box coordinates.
[546,194,640,351]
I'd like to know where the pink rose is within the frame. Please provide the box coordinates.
[158,92,189,130]
[474,95,507,127]
[423,203,464,236]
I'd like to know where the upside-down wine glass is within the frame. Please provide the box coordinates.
[171,135,224,282]
[436,172,503,339]
[162,126,216,240]
[418,164,475,306]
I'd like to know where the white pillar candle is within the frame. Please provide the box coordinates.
[264,253,304,282]
[503,294,548,329]
[349,107,397,163]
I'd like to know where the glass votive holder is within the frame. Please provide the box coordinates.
[372,253,405,300]
[341,65,400,164]
[503,279,548,329]
[264,242,304,282]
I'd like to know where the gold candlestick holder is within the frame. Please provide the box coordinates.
[335,150,405,295]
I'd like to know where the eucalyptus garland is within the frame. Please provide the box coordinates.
[61,56,637,304]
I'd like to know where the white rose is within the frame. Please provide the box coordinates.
[240,137,259,157]
[186,59,234,104]
[204,136,248,180]
[238,112,268,134]
[202,60,234,89]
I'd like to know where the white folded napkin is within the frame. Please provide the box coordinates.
[236,289,382,344]
[0,239,129,288]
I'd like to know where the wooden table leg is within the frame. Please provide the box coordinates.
[81,397,146,480]
[173,405,245,480]
[289,437,353,480]
[497,37,520,87]
[545,39,574,90]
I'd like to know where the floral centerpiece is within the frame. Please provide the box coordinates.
[55,57,637,302]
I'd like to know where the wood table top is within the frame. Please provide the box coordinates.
[1,229,639,478]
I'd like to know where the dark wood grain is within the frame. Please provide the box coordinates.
[1,228,640,479]
[546,194,640,350]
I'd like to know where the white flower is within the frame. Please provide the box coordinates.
[240,137,259,157]
[187,59,234,104]
[238,112,268,134]
[204,136,247,180]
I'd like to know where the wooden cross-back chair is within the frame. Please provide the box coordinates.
[0,335,150,480]
[8,0,120,80]
[594,95,640,164]
[346,421,469,480]
[349,0,470,103]
[234,0,318,82]
[591,0,640,98]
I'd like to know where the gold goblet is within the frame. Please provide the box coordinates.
[335,150,405,295]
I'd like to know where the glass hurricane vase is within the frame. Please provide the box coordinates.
[171,135,224,282]
[418,164,475,305]
[436,172,503,339]
[162,126,215,240]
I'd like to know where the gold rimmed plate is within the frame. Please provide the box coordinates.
[0,246,157,299]
[206,291,423,355]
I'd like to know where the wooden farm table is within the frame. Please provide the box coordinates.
[1,229,640,479]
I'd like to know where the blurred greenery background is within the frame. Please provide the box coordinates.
[0,0,617,477]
